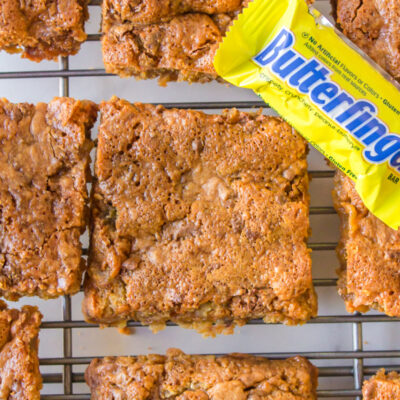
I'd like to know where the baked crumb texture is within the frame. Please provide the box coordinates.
[101,0,245,84]
[0,300,42,400]
[363,369,400,399]
[0,97,97,300]
[83,97,317,336]
[0,0,89,61]
[333,172,400,316]
[85,348,318,399]
[336,0,400,80]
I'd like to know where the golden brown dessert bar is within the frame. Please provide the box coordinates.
[83,97,317,335]
[85,348,318,399]
[333,172,400,316]
[0,300,42,400]
[102,0,243,26]
[336,0,400,80]
[102,13,233,84]
[101,0,245,84]
[0,0,88,61]
[0,98,97,300]
[363,369,400,399]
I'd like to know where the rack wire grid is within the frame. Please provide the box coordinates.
[1,0,399,399]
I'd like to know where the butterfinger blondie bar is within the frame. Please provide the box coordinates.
[85,348,318,399]
[333,171,400,316]
[102,0,243,26]
[83,97,317,335]
[101,0,245,84]
[0,0,89,61]
[336,0,400,80]
[363,369,400,399]
[0,98,97,299]
[0,301,42,399]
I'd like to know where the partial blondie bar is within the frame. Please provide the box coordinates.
[102,0,243,26]
[333,172,400,316]
[0,0,89,61]
[101,0,245,84]
[0,301,42,400]
[336,0,400,80]
[85,348,318,399]
[363,370,400,399]
[0,98,97,299]
[83,97,317,335]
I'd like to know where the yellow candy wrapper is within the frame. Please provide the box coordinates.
[214,0,400,229]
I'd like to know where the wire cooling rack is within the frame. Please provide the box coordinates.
[1,1,400,399]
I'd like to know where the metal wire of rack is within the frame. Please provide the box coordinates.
[1,1,399,398]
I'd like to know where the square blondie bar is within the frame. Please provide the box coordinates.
[363,370,400,399]
[0,301,42,399]
[333,172,400,316]
[101,0,245,84]
[83,97,317,335]
[0,0,88,61]
[85,348,318,399]
[0,98,97,300]
[336,0,400,80]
